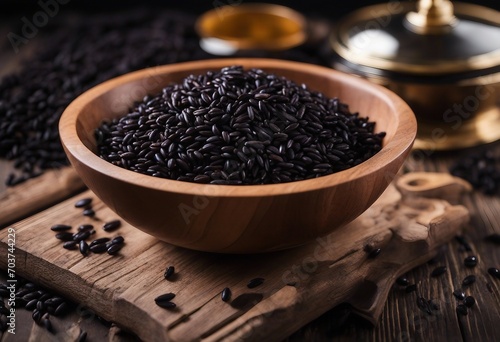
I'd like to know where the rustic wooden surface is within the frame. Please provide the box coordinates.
[1,7,500,342]
[288,143,500,342]
[0,173,468,341]
[0,164,84,228]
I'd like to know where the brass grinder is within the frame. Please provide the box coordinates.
[331,0,500,150]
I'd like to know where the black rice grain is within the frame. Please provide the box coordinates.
[89,243,108,254]
[155,301,176,309]
[54,302,68,316]
[164,266,175,280]
[103,220,121,232]
[82,209,95,217]
[47,306,56,316]
[488,267,500,279]
[45,297,64,307]
[154,293,177,309]
[32,309,42,324]
[39,293,51,302]
[107,244,122,255]
[15,289,31,297]
[247,277,264,289]
[456,304,468,316]
[111,236,125,245]
[368,248,382,259]
[464,256,478,268]
[154,293,176,303]
[55,232,74,241]
[63,241,78,250]
[43,317,53,333]
[462,275,476,287]
[78,224,94,232]
[23,283,36,290]
[73,231,91,242]
[75,198,92,208]
[25,299,38,311]
[79,240,89,256]
[396,277,410,286]
[95,66,385,185]
[90,237,111,247]
[453,289,466,300]
[36,300,45,311]
[221,287,232,302]
[77,330,88,342]
[50,224,72,232]
[464,296,475,307]
[431,266,447,277]
[23,292,40,301]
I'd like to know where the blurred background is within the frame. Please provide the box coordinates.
[1,0,499,18]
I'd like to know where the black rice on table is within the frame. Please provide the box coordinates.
[95,66,385,185]
[0,10,211,187]
[0,8,330,188]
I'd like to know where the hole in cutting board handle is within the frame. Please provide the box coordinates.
[407,178,429,187]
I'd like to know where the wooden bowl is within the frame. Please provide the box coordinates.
[59,59,416,253]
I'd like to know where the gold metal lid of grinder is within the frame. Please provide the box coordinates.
[331,0,500,150]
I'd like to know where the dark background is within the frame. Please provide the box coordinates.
[1,0,499,18]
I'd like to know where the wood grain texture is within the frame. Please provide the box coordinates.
[58,58,416,253]
[288,143,500,342]
[0,173,468,342]
[0,165,85,227]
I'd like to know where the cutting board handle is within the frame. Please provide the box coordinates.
[349,172,471,322]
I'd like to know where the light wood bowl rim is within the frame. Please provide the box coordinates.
[59,58,416,197]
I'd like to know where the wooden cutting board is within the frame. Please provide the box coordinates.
[0,172,470,342]
[0,164,85,227]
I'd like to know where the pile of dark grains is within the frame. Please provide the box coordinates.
[0,279,71,333]
[450,150,500,195]
[52,197,124,256]
[0,9,331,187]
[53,222,125,256]
[0,10,210,187]
[96,66,385,185]
[0,276,109,338]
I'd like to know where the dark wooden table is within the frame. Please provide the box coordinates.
[1,4,500,342]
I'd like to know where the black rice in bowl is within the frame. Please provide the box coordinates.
[95,66,385,185]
